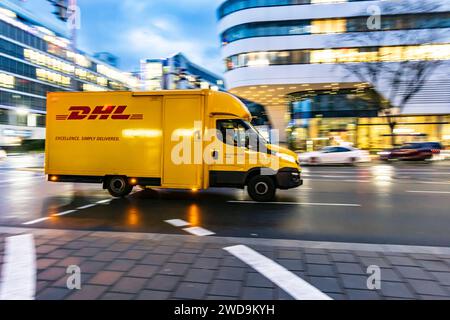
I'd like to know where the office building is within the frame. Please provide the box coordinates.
[0,0,139,146]
[140,52,225,91]
[217,0,450,149]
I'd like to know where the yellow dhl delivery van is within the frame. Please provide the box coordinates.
[45,89,302,201]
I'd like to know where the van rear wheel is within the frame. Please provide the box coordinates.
[106,176,133,198]
[247,175,276,202]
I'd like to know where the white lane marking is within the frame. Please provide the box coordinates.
[96,199,112,204]
[183,227,216,237]
[0,234,36,300]
[305,178,371,183]
[406,190,450,194]
[224,245,331,300]
[52,210,77,217]
[22,217,50,225]
[305,170,450,175]
[0,176,44,184]
[76,204,97,210]
[228,200,361,207]
[414,181,450,185]
[304,174,371,179]
[165,219,190,227]
[305,178,450,185]
[302,170,365,174]
[398,172,450,175]
[21,200,105,225]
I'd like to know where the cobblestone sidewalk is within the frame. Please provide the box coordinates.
[0,227,449,300]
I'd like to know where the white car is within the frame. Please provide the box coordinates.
[0,148,6,160]
[299,146,371,165]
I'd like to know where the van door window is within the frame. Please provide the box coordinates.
[217,119,244,147]
[216,119,265,151]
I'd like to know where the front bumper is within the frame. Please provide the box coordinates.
[276,168,303,190]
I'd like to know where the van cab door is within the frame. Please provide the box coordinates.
[207,117,263,188]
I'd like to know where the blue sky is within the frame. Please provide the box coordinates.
[75,0,224,74]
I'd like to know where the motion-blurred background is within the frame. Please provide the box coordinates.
[1,0,449,159]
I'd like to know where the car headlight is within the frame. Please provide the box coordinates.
[275,152,297,163]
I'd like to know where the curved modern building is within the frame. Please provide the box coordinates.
[217,0,450,149]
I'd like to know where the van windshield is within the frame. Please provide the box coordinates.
[245,121,268,144]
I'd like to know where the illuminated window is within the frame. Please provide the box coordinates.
[247,52,270,67]
[96,77,108,86]
[0,73,15,89]
[36,69,71,87]
[311,19,346,34]
[379,47,404,62]
[97,64,139,89]
[226,44,450,70]
[311,49,338,63]
[82,84,107,92]
[24,49,74,75]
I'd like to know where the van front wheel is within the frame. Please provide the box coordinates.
[247,175,276,202]
[106,176,133,198]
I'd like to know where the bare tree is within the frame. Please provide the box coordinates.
[332,0,446,146]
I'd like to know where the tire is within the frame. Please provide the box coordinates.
[247,175,276,202]
[106,176,133,198]
[348,157,358,166]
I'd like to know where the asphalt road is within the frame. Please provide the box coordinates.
[1,154,450,247]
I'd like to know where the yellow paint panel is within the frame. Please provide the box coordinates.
[162,96,203,188]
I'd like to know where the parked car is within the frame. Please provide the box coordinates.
[378,142,443,161]
[299,146,371,165]
[0,148,7,160]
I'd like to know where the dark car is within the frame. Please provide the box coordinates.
[379,142,443,161]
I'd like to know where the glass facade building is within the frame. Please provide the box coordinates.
[0,3,139,146]
[140,53,225,91]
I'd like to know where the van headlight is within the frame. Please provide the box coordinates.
[275,152,296,163]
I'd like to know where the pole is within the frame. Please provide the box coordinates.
[68,0,77,51]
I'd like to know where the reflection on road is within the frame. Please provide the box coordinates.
[1,154,450,246]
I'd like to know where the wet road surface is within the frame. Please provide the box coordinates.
[1,154,450,247]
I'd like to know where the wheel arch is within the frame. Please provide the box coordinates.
[244,167,276,186]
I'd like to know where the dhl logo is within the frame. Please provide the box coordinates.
[56,106,143,120]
